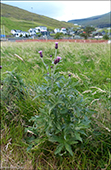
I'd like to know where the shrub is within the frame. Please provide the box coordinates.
[54,32,64,39]
[103,34,109,40]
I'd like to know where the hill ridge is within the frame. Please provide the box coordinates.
[1,3,74,28]
[68,11,111,28]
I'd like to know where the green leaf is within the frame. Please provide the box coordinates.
[49,100,64,114]
[55,75,64,82]
[33,95,40,100]
[56,82,61,88]
[64,143,73,156]
[75,132,83,142]
[44,100,53,106]
[44,75,52,82]
[54,144,64,155]
[68,140,78,145]
[60,109,68,114]
[56,122,62,131]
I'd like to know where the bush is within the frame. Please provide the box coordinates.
[80,33,88,39]
[103,34,109,40]
[54,32,64,39]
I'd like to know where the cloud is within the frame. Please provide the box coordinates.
[1,1,110,21]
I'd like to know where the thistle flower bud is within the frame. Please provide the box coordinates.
[69,74,71,77]
[54,56,61,64]
[38,50,43,58]
[54,58,58,64]
[57,56,61,62]
[55,42,58,49]
[0,66,2,69]
[50,55,52,57]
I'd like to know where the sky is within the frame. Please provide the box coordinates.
[1,1,111,21]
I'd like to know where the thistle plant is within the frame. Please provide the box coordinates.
[27,42,93,156]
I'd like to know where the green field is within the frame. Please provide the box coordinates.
[1,41,111,169]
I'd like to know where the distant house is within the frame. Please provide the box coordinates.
[35,26,47,33]
[20,31,29,37]
[69,31,75,35]
[28,28,36,36]
[11,29,22,35]
[15,31,29,37]
[54,28,60,33]
[11,29,29,37]
[60,27,67,34]
[94,32,103,39]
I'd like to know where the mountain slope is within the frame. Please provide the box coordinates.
[68,12,111,28]
[1,3,74,35]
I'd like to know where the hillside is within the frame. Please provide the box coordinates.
[68,12,111,28]
[1,3,74,35]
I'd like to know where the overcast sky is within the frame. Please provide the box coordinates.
[1,1,111,21]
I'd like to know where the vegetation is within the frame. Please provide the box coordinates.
[1,3,74,35]
[103,34,109,40]
[68,11,111,28]
[54,32,64,39]
[1,41,111,169]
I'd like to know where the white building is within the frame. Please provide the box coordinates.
[28,28,36,36]
[94,32,103,39]
[54,28,60,33]
[60,27,67,34]
[35,26,47,33]
[11,29,22,35]
[15,31,29,37]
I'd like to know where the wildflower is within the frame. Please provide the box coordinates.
[50,55,52,57]
[50,66,53,68]
[0,66,2,69]
[47,72,49,74]
[57,56,61,62]
[38,50,43,58]
[54,58,58,64]
[69,74,71,77]
[55,42,58,49]
[54,56,61,64]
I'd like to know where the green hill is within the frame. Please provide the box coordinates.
[1,3,74,35]
[68,12,111,28]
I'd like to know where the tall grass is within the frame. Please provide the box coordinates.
[1,41,111,169]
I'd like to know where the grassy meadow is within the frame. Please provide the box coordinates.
[1,41,111,170]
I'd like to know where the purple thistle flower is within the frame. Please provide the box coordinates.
[55,42,58,49]
[47,72,49,74]
[54,56,61,64]
[0,66,2,69]
[69,74,71,77]
[50,55,52,57]
[57,56,61,62]
[54,58,58,64]
[38,50,43,58]
[50,66,53,68]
